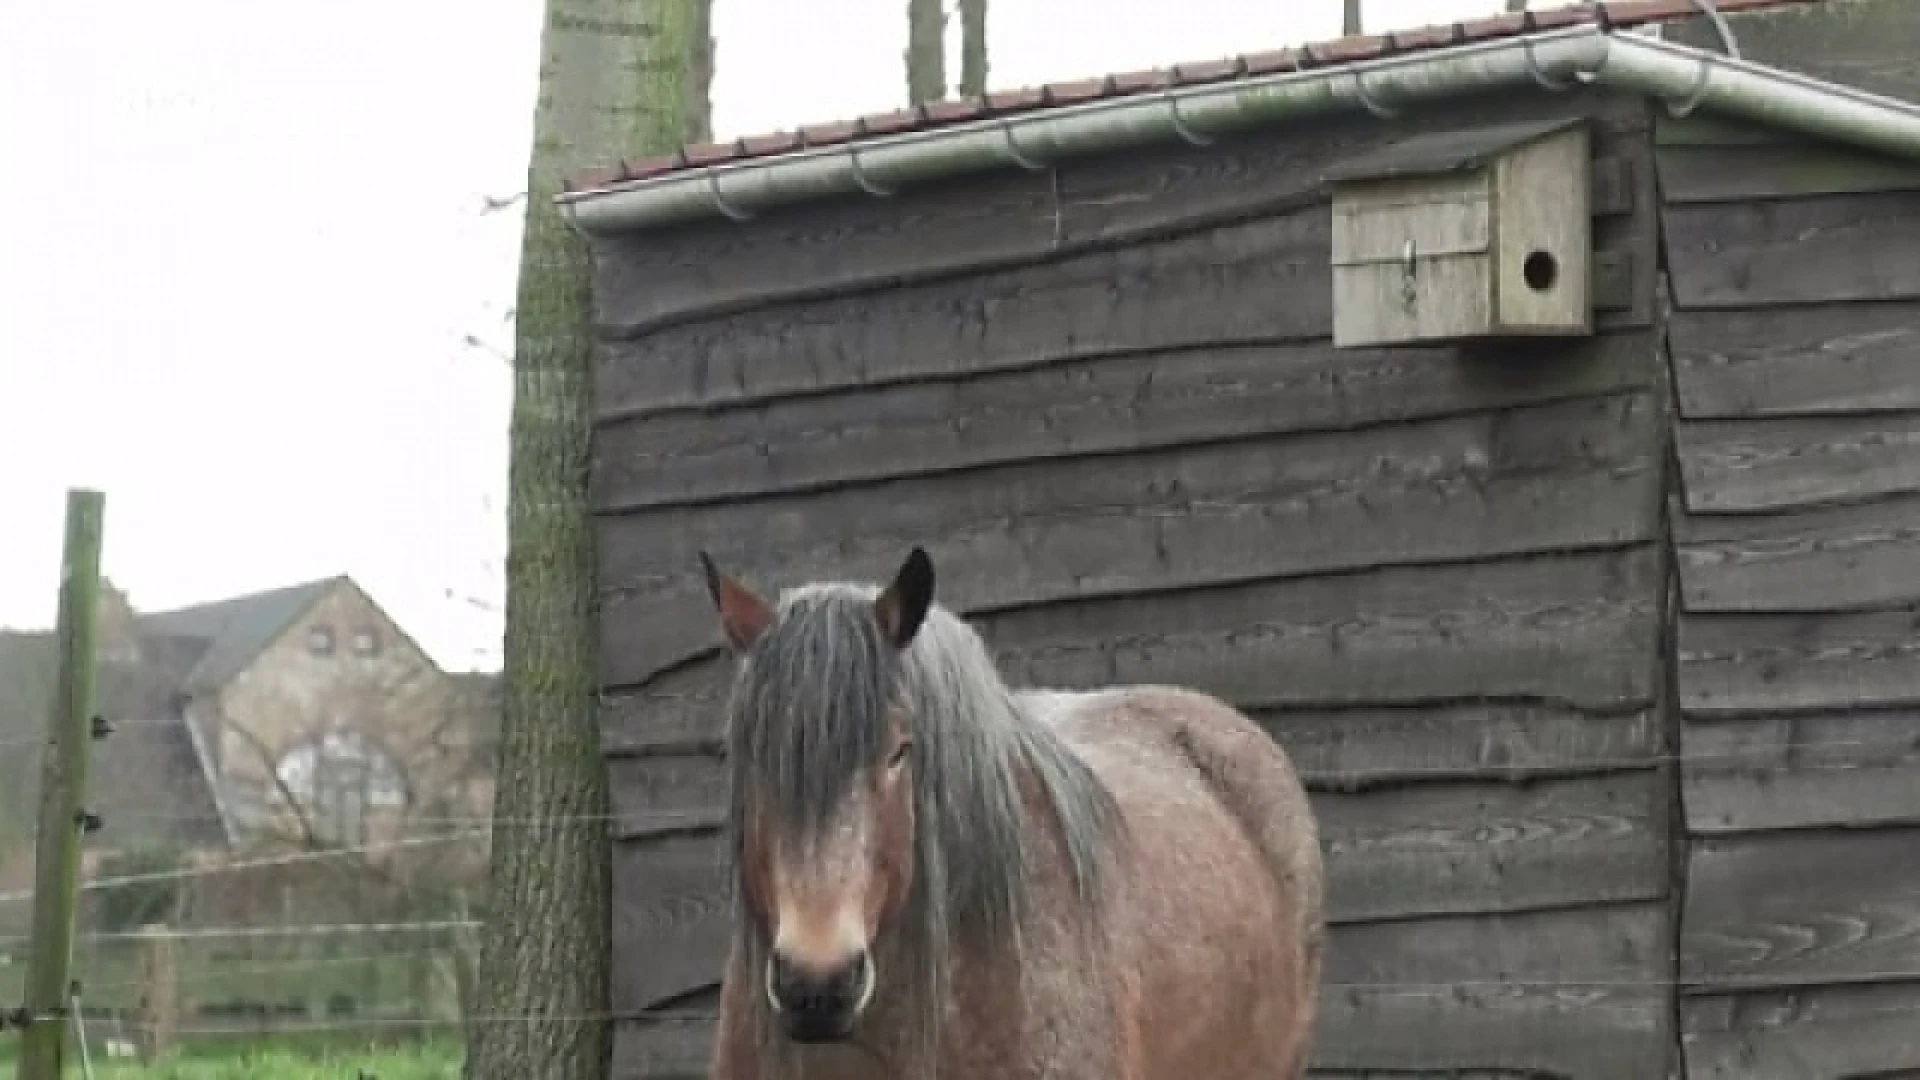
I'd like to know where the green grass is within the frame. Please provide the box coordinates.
[0,1038,461,1078]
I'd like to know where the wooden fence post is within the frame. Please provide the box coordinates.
[14,489,106,1080]
[132,925,177,1064]
[449,888,480,1023]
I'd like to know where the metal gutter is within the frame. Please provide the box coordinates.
[556,23,1920,237]
[1596,30,1920,154]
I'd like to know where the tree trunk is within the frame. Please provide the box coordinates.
[1343,0,1363,35]
[906,0,948,105]
[463,2,712,1079]
[957,0,988,98]
[685,0,716,143]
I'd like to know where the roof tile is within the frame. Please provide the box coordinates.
[568,0,1827,195]
[1169,58,1245,86]
[1044,76,1113,106]
[923,96,989,124]
[982,85,1051,112]
[798,119,859,148]
[1240,47,1305,77]
[1320,32,1391,64]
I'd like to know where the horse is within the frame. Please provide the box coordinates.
[698,546,1325,1079]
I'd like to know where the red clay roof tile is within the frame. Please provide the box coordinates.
[568,0,1824,194]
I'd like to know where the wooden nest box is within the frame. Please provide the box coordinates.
[1327,117,1594,349]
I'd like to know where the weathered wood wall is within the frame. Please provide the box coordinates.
[1658,109,1920,1079]
[589,86,1680,1079]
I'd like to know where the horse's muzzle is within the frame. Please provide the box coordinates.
[767,949,875,1043]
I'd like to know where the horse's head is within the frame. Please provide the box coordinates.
[700,547,937,1044]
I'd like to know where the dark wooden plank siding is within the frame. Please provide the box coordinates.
[612,993,719,1080]
[1676,413,1920,515]
[595,333,1657,513]
[607,546,1665,760]
[1670,302,1920,420]
[1683,982,1920,1080]
[1659,111,1920,1079]
[599,396,1664,687]
[1316,770,1671,921]
[1313,903,1673,1080]
[1681,827,1920,992]
[1664,190,1920,310]
[1676,494,1920,613]
[610,828,728,1015]
[590,89,1651,336]
[1683,709,1920,834]
[1657,142,1920,205]
[594,91,1673,1076]
[592,184,1647,429]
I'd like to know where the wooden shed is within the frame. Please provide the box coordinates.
[562,0,1920,1075]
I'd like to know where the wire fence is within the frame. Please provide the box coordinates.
[0,722,1911,863]
[0,917,476,1059]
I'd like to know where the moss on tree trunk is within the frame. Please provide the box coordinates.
[463,2,711,1079]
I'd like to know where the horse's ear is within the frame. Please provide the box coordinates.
[699,551,774,652]
[874,546,935,649]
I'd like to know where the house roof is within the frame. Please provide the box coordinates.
[1,574,443,858]
[0,630,60,849]
[91,640,232,851]
[566,0,1821,196]
[0,629,228,855]
[139,575,342,693]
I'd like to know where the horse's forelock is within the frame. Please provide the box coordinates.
[726,582,897,848]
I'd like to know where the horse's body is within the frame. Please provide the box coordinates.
[700,550,1324,1080]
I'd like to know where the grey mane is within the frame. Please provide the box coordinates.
[722,580,1124,1067]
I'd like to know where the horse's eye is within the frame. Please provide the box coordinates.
[887,739,913,769]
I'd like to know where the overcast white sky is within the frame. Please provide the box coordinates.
[0,0,1537,672]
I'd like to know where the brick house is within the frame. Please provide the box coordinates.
[0,575,497,866]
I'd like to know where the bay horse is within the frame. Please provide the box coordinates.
[699,546,1324,1079]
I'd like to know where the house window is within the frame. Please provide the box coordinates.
[273,728,408,846]
[306,625,335,656]
[350,627,381,657]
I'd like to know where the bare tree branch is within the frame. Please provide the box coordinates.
[481,191,529,215]
[220,716,325,850]
[462,333,514,366]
